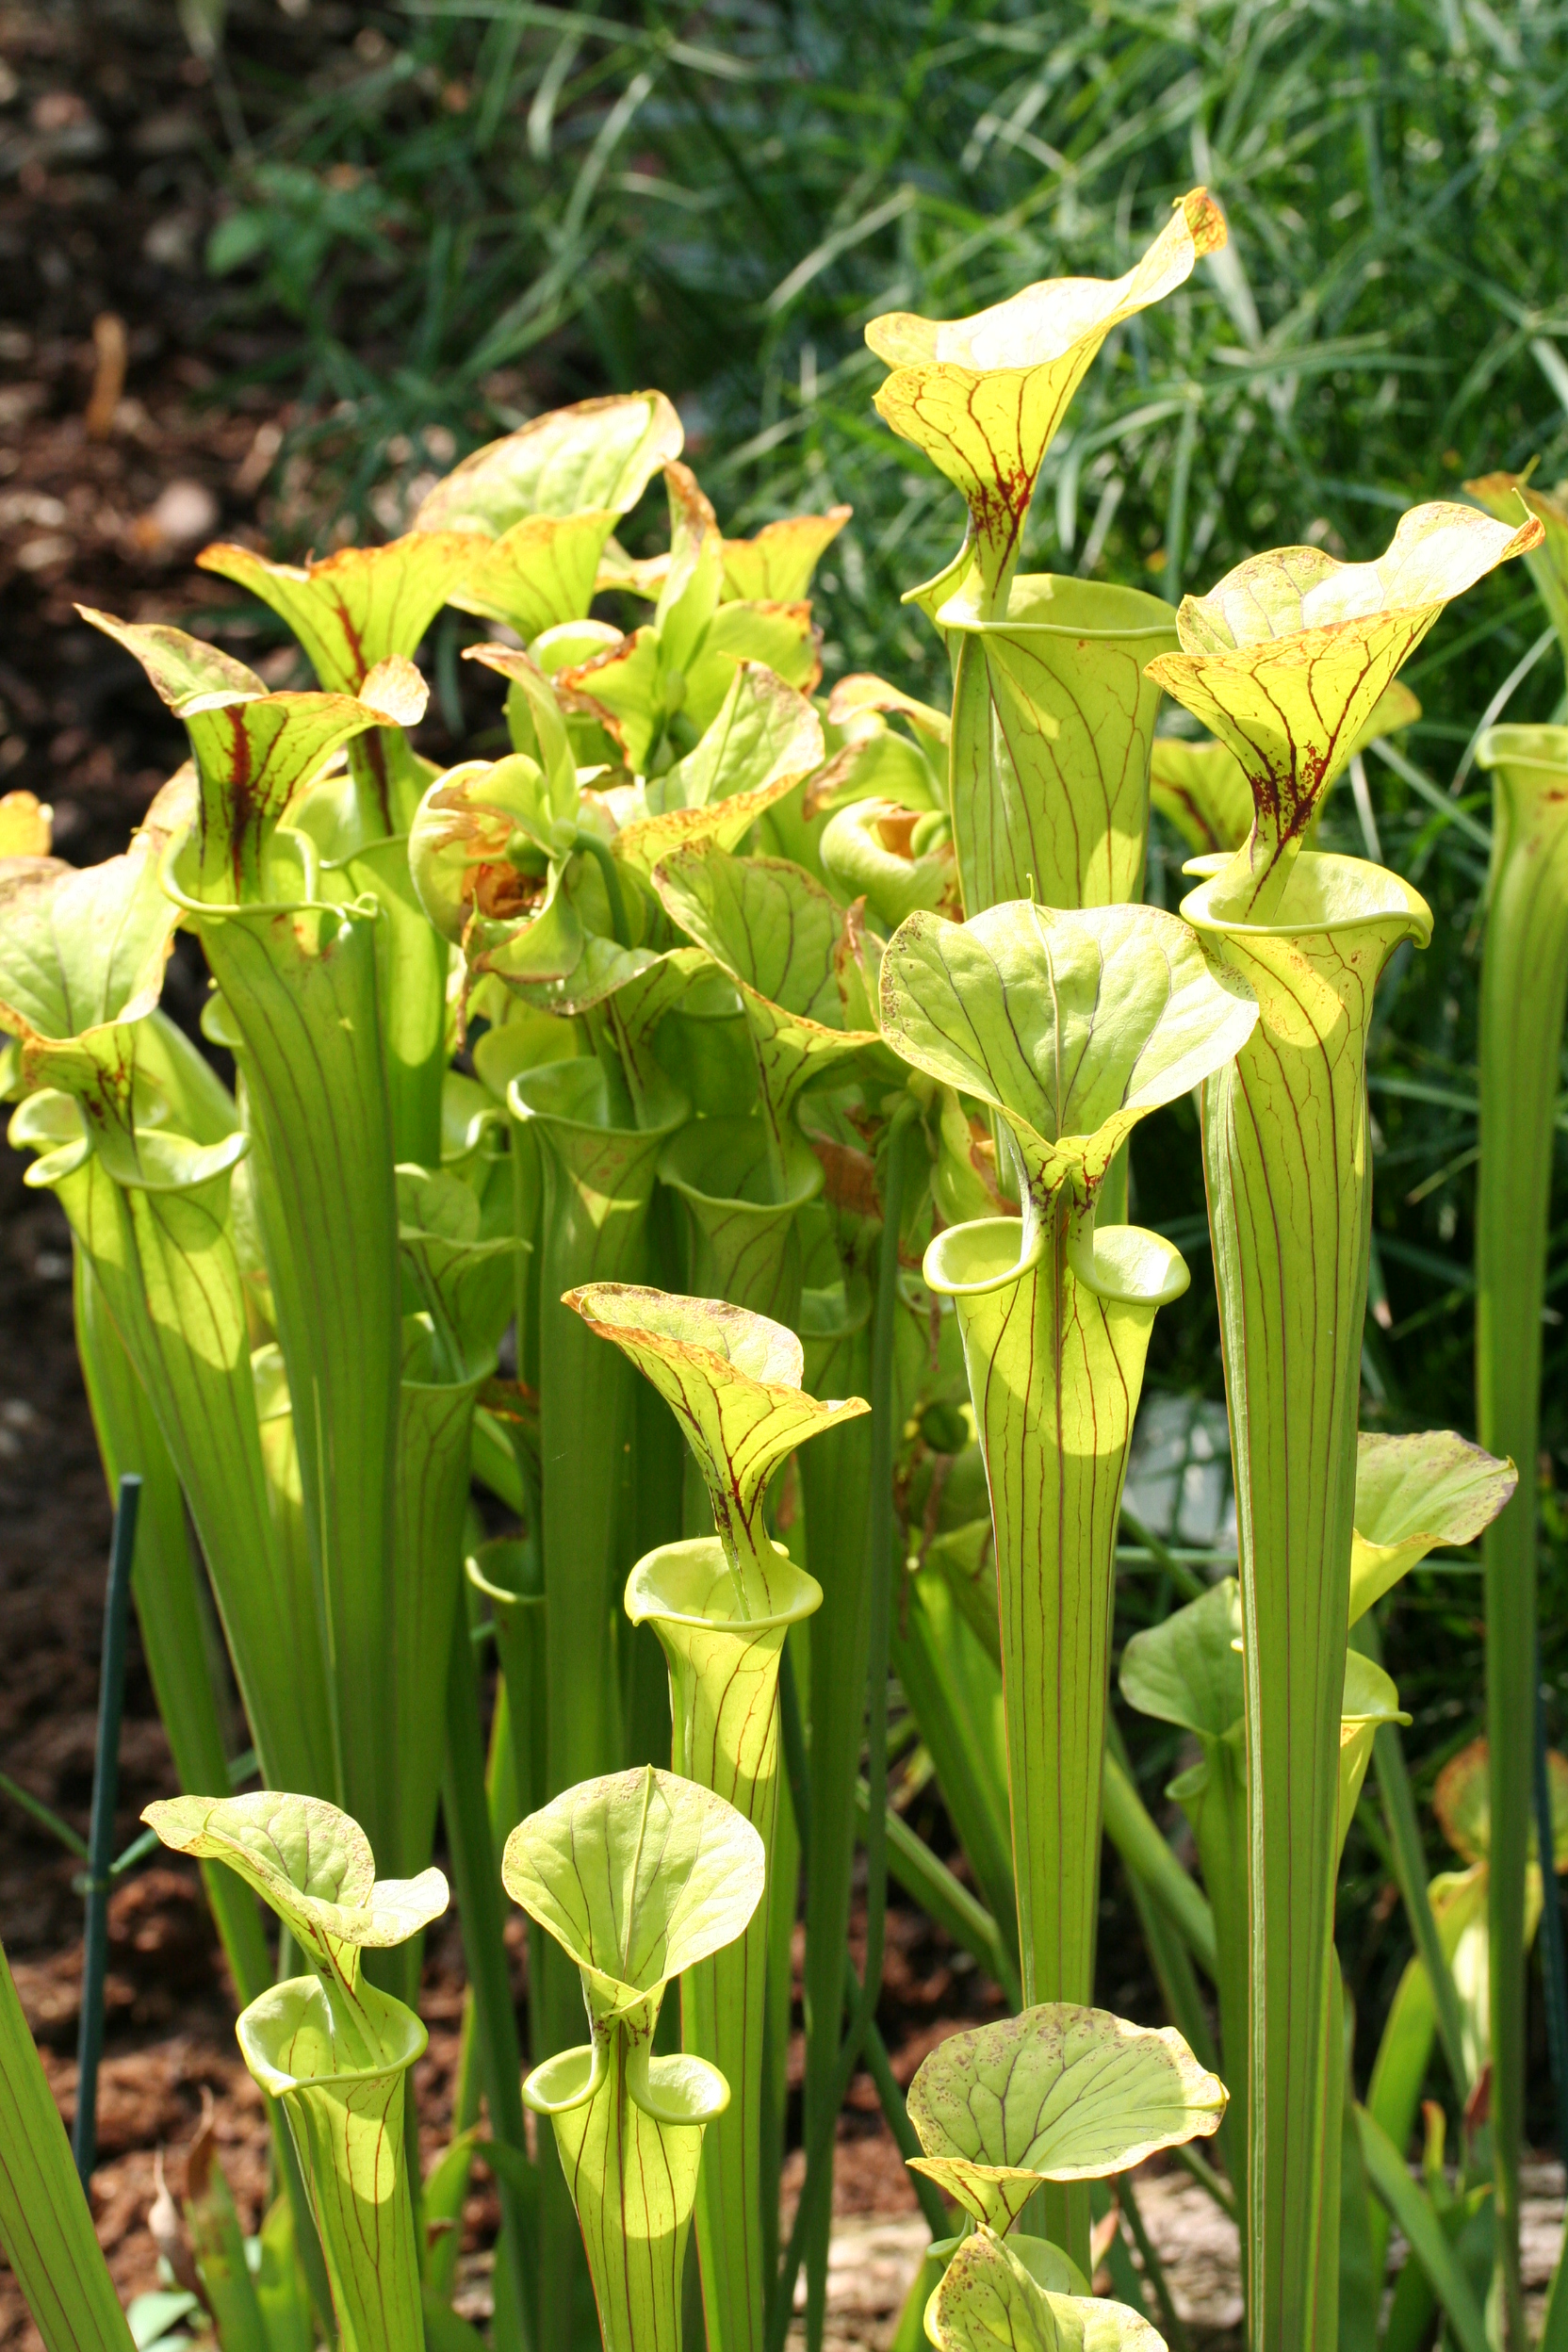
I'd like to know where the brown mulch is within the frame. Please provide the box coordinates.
[2,0,271,871]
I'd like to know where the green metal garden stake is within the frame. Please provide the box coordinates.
[73,1473,139,2187]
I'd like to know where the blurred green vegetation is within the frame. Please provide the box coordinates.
[205,0,1568,2072]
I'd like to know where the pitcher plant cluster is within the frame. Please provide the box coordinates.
[3,181,1566,2352]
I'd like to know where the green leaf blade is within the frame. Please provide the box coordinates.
[0,1934,138,2352]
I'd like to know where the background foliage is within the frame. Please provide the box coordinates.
[199,0,1568,2082]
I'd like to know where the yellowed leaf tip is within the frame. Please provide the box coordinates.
[1181,187,1229,258]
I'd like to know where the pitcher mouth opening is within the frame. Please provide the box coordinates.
[624,1534,821,1632]
[937,571,1181,643]
[925,1210,1188,1309]
[237,1972,428,2095]
[659,1115,824,1214]
[923,1216,1046,1300]
[1477,721,1568,774]
[1180,849,1432,943]
[508,1053,688,1140]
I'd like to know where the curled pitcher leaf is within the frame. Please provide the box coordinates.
[565,1282,867,1588]
[866,190,1225,614]
[195,532,483,698]
[880,899,1257,1248]
[143,1790,448,1992]
[926,2228,1165,2352]
[413,390,683,534]
[905,2003,1226,2233]
[408,748,574,944]
[505,1769,759,2352]
[78,610,429,899]
[144,1792,440,2352]
[1465,470,1568,661]
[503,1763,765,2036]
[1150,681,1420,857]
[820,798,959,927]
[652,840,886,1173]
[255,2018,425,2352]
[1348,1431,1517,1625]
[0,833,175,1103]
[616,661,825,873]
[1147,503,1542,921]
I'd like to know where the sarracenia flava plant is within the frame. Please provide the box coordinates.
[1455,460,1568,2349]
[0,834,335,1812]
[866,188,1225,915]
[1148,499,1541,2352]
[901,2004,1224,2352]
[8,204,1566,2352]
[879,897,1255,2265]
[566,1284,864,2352]
[923,2228,1160,2352]
[143,1791,448,2352]
[1466,713,1568,2344]
[64,613,451,1885]
[503,1766,764,2352]
[1118,1429,1513,2324]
